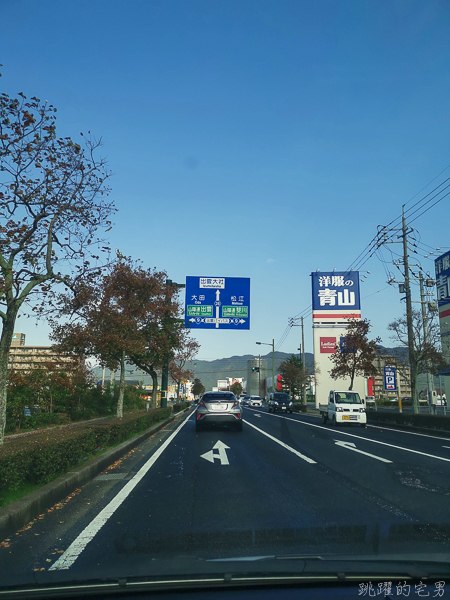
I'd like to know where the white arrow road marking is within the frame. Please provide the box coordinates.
[200,440,230,465]
[244,420,316,464]
[334,440,392,463]
[267,412,450,463]
[254,414,261,418]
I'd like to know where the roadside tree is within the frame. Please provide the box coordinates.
[169,337,199,402]
[192,380,205,398]
[278,354,309,400]
[230,381,243,396]
[51,260,193,414]
[328,318,380,391]
[0,88,113,443]
[388,309,446,413]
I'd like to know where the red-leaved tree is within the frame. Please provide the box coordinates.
[0,86,114,443]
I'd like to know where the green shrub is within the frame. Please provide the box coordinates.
[0,408,172,492]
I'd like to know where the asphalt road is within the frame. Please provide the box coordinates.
[2,406,450,584]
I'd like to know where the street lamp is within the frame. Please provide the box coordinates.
[256,339,275,397]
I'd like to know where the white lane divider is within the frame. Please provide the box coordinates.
[50,413,193,571]
[243,420,316,464]
[264,411,450,464]
[334,440,392,463]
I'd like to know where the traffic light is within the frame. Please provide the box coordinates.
[252,366,260,373]
[276,374,283,390]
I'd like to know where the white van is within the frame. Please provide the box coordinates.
[319,390,367,427]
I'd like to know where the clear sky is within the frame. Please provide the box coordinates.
[1,0,449,361]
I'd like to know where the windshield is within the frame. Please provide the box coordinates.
[273,394,290,401]
[334,393,362,404]
[203,393,234,401]
[1,1,449,595]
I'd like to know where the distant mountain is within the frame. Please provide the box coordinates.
[187,352,314,391]
[91,346,438,394]
[91,351,314,391]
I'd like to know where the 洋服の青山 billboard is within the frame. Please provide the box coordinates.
[312,271,365,407]
[311,271,361,320]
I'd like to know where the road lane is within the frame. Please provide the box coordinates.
[2,407,450,582]
[43,410,445,575]
[243,407,450,525]
[246,406,450,463]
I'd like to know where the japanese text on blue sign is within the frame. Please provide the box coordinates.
[384,366,397,391]
[435,251,450,306]
[185,276,250,330]
[311,272,361,311]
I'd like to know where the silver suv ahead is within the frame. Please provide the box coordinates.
[195,391,243,432]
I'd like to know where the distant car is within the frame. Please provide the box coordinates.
[195,391,243,432]
[248,395,262,407]
[365,396,375,404]
[238,394,246,403]
[268,392,293,413]
[242,395,250,405]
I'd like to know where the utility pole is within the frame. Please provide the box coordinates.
[419,269,436,415]
[301,316,306,406]
[401,206,418,413]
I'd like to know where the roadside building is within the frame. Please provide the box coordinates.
[8,333,83,377]
[372,354,411,400]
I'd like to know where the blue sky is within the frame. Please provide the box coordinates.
[1,0,450,360]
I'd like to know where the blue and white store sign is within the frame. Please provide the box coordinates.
[311,271,361,319]
[435,251,450,307]
[384,366,397,391]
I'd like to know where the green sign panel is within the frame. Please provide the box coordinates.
[187,305,213,317]
[222,306,249,318]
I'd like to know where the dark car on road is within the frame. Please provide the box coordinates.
[268,392,293,414]
[195,391,243,432]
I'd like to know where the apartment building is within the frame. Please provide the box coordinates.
[9,333,83,375]
[372,354,411,399]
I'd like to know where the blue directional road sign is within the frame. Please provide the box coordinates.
[185,276,250,330]
[384,366,397,391]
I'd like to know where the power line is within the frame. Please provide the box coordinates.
[279,166,450,355]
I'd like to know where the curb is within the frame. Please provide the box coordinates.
[0,411,189,542]
[366,417,450,438]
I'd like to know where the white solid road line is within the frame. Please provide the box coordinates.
[259,411,450,464]
[49,413,193,571]
[334,440,392,463]
[243,419,316,464]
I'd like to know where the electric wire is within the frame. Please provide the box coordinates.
[278,167,450,352]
